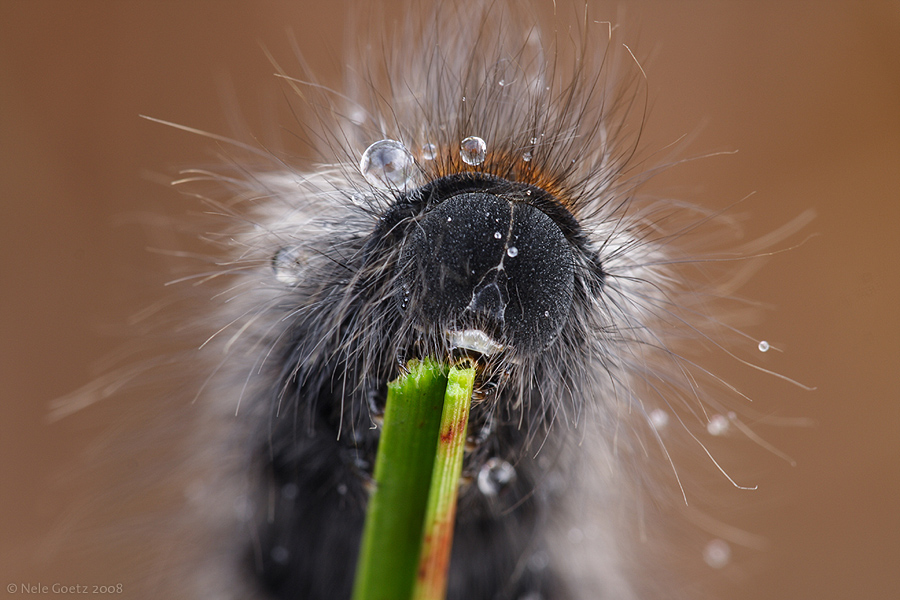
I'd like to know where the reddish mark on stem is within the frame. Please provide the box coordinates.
[440,414,468,444]
[416,515,455,593]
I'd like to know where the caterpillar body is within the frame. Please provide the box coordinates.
[55,2,812,599]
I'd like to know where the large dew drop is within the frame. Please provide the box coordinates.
[460,136,487,165]
[359,139,415,189]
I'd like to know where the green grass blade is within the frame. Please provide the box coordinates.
[413,363,476,600]
[351,359,448,600]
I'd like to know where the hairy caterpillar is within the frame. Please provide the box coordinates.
[46,2,815,599]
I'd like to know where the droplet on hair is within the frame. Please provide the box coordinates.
[421,143,437,161]
[460,136,487,165]
[232,496,253,521]
[349,108,366,126]
[494,231,502,239]
[527,551,550,572]
[703,539,731,569]
[566,527,584,544]
[359,139,415,188]
[649,408,669,430]
[522,151,532,162]
[477,458,516,496]
[272,246,305,286]
[707,414,730,436]
[506,246,518,257]
[281,483,299,500]
[758,340,770,352]
[271,545,290,565]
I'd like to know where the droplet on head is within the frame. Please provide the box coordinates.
[477,457,516,496]
[460,136,487,165]
[421,143,437,161]
[707,414,730,436]
[703,539,731,569]
[522,151,532,162]
[758,340,770,352]
[493,231,502,239]
[506,246,518,257]
[272,246,305,286]
[359,139,415,189]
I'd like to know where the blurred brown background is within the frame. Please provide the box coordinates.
[1,1,898,599]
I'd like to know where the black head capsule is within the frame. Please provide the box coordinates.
[398,189,575,355]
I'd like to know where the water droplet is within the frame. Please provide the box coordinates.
[543,310,550,317]
[359,139,415,189]
[649,409,669,430]
[567,527,584,544]
[281,483,299,500]
[349,108,366,126]
[271,545,290,565]
[707,414,730,436]
[527,551,550,572]
[446,216,452,222]
[336,483,348,496]
[522,151,532,162]
[498,79,507,86]
[758,340,770,352]
[477,457,516,496]
[493,231,502,239]
[703,539,731,569]
[421,143,437,160]
[232,496,253,520]
[272,247,304,285]
[506,246,518,257]
[460,136,487,165]
[530,136,538,145]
